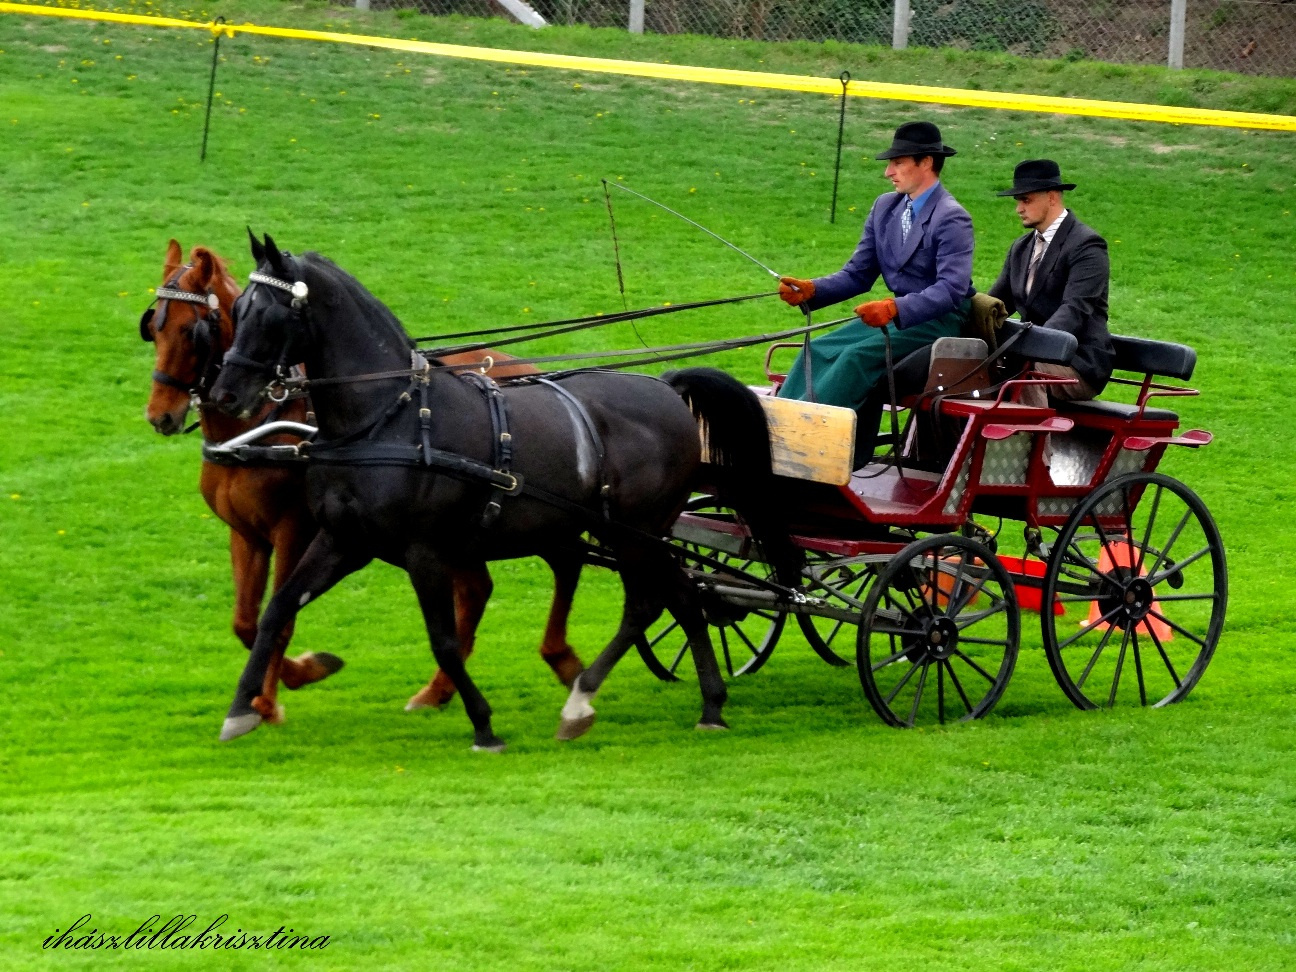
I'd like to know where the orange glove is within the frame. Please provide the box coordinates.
[778,276,815,307]
[855,298,897,328]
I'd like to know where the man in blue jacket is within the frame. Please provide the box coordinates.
[777,122,975,449]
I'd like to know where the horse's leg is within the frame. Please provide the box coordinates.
[405,545,505,752]
[220,530,371,741]
[556,545,664,741]
[557,543,726,740]
[537,550,585,687]
[270,516,344,691]
[228,530,285,723]
[406,566,493,712]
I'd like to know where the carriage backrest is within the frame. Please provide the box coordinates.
[1109,334,1196,381]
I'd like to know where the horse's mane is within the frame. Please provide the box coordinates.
[299,251,415,352]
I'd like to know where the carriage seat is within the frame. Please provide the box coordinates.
[1058,399,1179,422]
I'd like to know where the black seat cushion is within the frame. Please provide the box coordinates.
[1060,399,1179,422]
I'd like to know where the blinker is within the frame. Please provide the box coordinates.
[139,307,156,342]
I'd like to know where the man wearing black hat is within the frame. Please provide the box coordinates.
[988,159,1114,405]
[776,121,975,440]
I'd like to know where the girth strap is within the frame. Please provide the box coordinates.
[457,371,517,527]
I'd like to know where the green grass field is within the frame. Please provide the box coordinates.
[1,1,1294,968]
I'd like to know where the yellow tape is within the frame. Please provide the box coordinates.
[3,2,1294,132]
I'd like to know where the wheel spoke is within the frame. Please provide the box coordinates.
[1065,540,1105,581]
[1146,609,1208,649]
[951,649,996,684]
[1075,621,1117,689]
[1055,604,1124,651]
[954,599,1008,630]
[1135,484,1163,577]
[718,626,734,677]
[667,641,689,675]
[942,659,974,714]
[1132,628,1148,706]
[937,661,946,725]
[1144,622,1182,688]
[948,567,994,617]
[871,643,915,671]
[648,620,680,649]
[1147,546,1212,586]
[1107,625,1131,708]
[1088,512,1129,583]
[1152,592,1219,603]
[871,624,917,638]
[884,659,923,704]
[1145,509,1192,580]
[731,622,761,658]
[907,661,930,726]
[958,634,1011,647]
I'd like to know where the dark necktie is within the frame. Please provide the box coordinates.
[901,200,914,242]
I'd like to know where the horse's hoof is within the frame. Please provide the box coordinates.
[312,652,345,676]
[283,651,345,689]
[219,712,263,741]
[471,739,507,753]
[405,686,450,712]
[695,721,729,731]
[264,703,286,725]
[556,713,596,741]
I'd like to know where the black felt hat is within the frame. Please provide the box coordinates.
[874,121,957,160]
[996,159,1077,196]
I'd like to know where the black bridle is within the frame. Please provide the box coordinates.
[139,265,225,397]
[220,266,312,396]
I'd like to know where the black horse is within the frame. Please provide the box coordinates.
[209,234,798,750]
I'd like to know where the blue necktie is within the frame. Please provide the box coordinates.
[901,201,913,242]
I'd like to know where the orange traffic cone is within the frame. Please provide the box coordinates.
[1083,538,1172,641]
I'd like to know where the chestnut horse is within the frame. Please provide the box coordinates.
[141,241,583,717]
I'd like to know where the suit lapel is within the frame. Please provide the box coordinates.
[895,183,942,268]
[1029,212,1075,298]
[1010,233,1032,301]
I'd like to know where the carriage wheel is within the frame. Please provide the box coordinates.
[1041,472,1227,710]
[795,552,881,667]
[857,535,1020,727]
[635,504,786,681]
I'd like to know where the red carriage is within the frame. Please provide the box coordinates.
[637,323,1227,727]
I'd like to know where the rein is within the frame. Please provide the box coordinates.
[418,292,776,356]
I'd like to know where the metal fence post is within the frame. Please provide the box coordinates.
[1168,0,1186,69]
[892,0,911,50]
[629,0,645,34]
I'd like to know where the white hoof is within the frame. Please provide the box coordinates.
[695,721,729,731]
[471,741,507,753]
[219,712,263,741]
[265,703,286,725]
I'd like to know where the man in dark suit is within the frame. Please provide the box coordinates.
[988,159,1114,406]
[777,121,975,421]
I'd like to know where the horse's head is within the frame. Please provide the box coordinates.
[211,231,313,419]
[141,239,240,435]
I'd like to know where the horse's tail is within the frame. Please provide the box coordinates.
[665,367,803,589]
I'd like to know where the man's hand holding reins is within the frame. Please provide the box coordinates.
[855,298,897,328]
[778,276,815,307]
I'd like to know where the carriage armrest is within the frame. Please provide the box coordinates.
[982,416,1074,440]
[998,319,1078,366]
[1123,429,1212,450]
[1109,334,1197,381]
